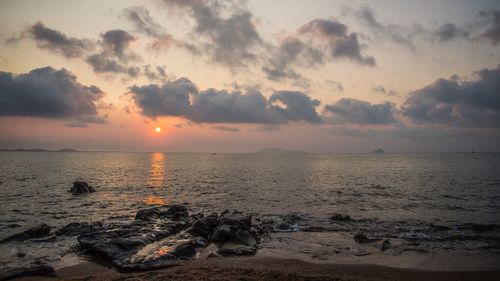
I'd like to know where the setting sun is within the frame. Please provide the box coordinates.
[155,127,161,133]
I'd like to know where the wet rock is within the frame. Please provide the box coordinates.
[302,226,325,232]
[189,237,208,248]
[56,222,103,236]
[189,214,219,238]
[76,206,263,271]
[0,224,51,243]
[211,212,256,246]
[0,264,54,280]
[135,204,188,221]
[171,244,196,258]
[381,239,391,251]
[70,181,95,195]
[330,214,351,221]
[353,232,375,243]
[217,243,256,256]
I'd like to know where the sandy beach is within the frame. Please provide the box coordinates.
[12,257,500,281]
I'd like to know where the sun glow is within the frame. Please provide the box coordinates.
[155,127,161,133]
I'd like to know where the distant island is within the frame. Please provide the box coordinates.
[371,148,385,154]
[254,148,306,154]
[0,148,79,152]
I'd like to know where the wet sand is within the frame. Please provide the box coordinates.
[14,257,500,281]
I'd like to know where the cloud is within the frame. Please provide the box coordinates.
[372,85,398,96]
[435,23,469,42]
[123,5,182,51]
[85,29,140,77]
[262,18,374,84]
[211,125,240,132]
[123,5,163,37]
[479,9,500,45]
[7,21,93,58]
[262,37,323,84]
[298,18,375,66]
[0,67,106,124]
[325,80,344,91]
[128,78,322,124]
[324,98,396,125]
[160,0,263,68]
[343,5,421,52]
[402,65,500,128]
[100,29,136,60]
[128,78,197,118]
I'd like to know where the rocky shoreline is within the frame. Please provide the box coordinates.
[0,204,267,280]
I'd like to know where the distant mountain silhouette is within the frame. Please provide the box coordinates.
[0,148,78,152]
[371,148,385,154]
[254,148,306,154]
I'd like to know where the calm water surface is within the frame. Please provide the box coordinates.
[0,152,499,270]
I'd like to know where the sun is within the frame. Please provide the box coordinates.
[155,127,161,133]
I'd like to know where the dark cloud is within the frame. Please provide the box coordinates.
[299,19,375,66]
[123,5,163,37]
[128,78,322,124]
[324,98,396,125]
[344,5,421,52]
[0,67,106,123]
[122,5,182,51]
[402,65,500,128]
[101,29,136,59]
[7,21,93,58]
[143,65,168,81]
[262,18,374,84]
[128,78,197,118]
[211,125,240,132]
[372,85,398,96]
[262,37,323,84]
[435,23,469,42]
[269,91,321,123]
[85,29,140,77]
[479,9,500,45]
[161,0,263,68]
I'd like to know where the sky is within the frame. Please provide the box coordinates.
[0,0,499,153]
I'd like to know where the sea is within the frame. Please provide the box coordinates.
[0,151,499,271]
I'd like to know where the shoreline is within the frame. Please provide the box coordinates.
[13,257,500,281]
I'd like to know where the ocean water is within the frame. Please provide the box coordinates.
[0,152,499,271]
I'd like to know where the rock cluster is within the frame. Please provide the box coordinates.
[74,205,264,271]
[0,224,51,243]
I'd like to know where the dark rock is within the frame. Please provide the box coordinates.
[330,214,351,221]
[70,181,96,195]
[277,223,291,231]
[211,224,234,242]
[0,224,51,243]
[135,205,188,221]
[235,230,257,247]
[381,239,391,251]
[0,264,54,280]
[354,233,372,243]
[56,222,103,236]
[302,226,325,232]
[171,244,196,258]
[189,237,208,248]
[76,206,262,271]
[16,252,26,258]
[217,243,256,256]
[189,214,219,238]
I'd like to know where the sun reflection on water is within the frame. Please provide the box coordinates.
[144,152,167,205]
[148,152,165,187]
